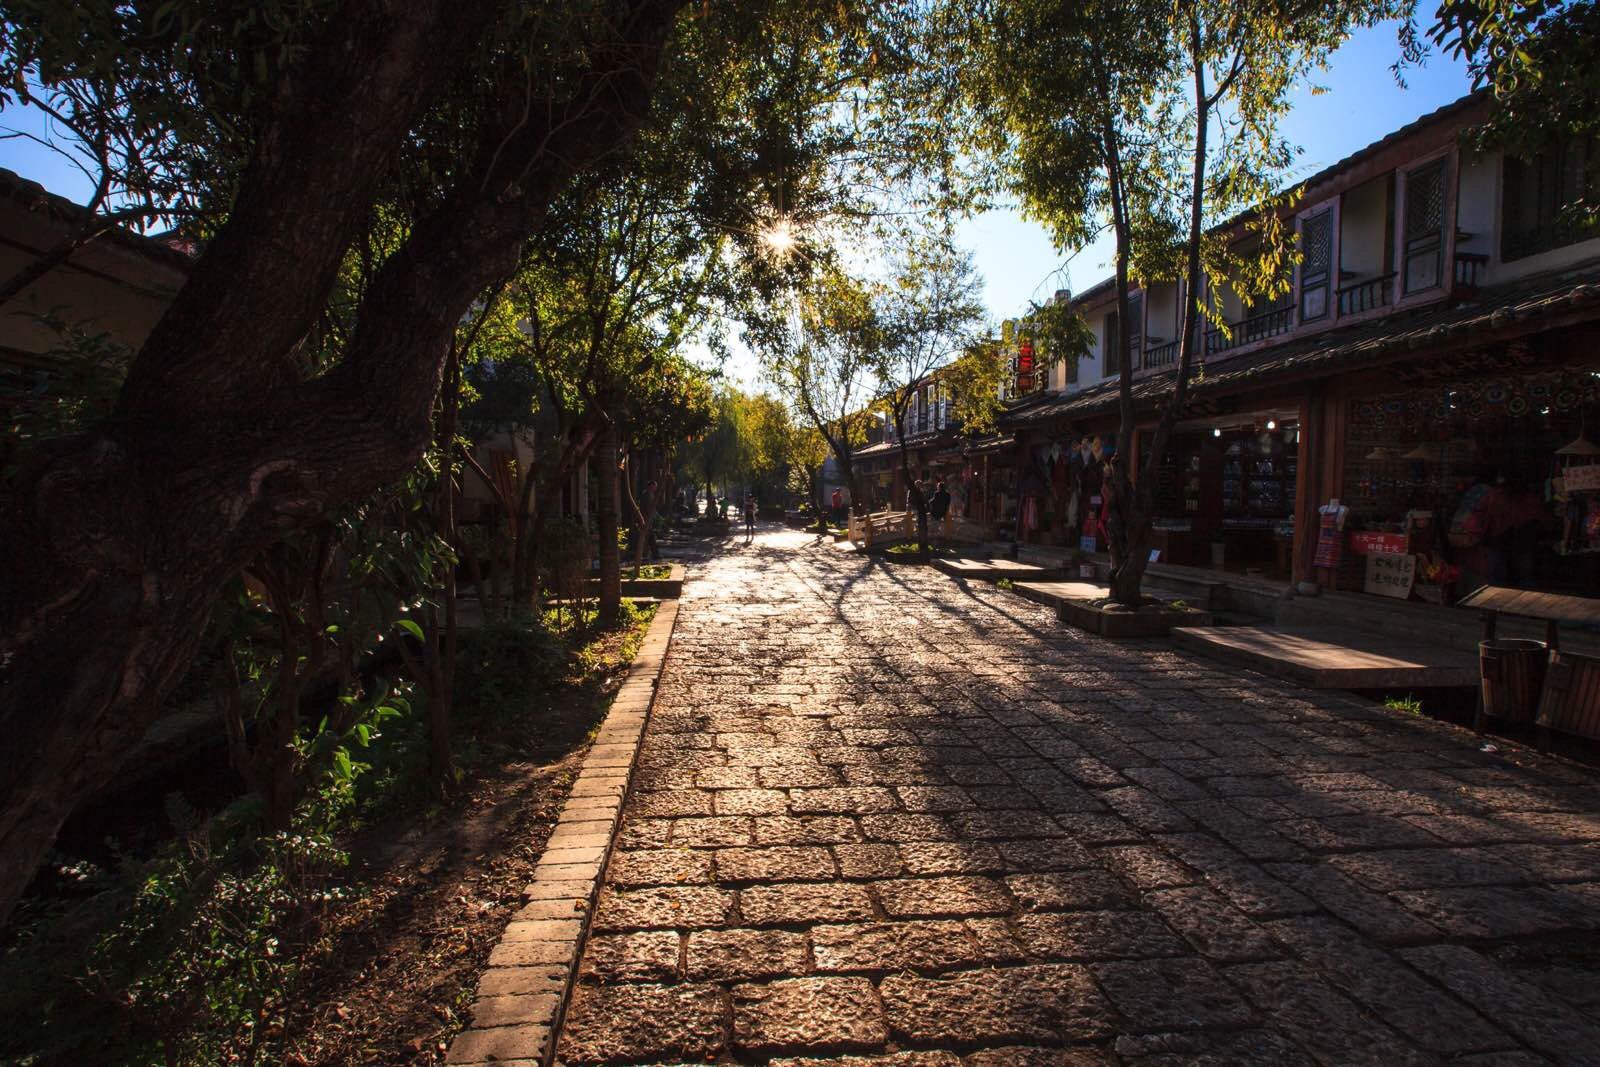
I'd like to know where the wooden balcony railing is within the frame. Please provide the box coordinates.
[1454,251,1489,290]
[1335,273,1394,316]
[1206,305,1294,355]
[1143,340,1179,368]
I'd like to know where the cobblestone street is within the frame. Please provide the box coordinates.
[555,527,1600,1065]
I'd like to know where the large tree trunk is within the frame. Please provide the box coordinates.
[596,422,622,627]
[1105,35,1213,606]
[0,0,686,927]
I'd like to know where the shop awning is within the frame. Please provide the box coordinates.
[965,434,1015,456]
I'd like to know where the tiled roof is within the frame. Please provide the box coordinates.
[0,166,194,272]
[1005,260,1600,429]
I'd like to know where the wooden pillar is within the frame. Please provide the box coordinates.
[1293,381,1349,588]
[1292,389,1321,585]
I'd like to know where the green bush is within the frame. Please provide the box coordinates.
[454,619,567,722]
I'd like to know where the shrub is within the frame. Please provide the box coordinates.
[453,620,567,722]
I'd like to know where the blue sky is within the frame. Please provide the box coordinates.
[0,19,1472,391]
[955,20,1474,326]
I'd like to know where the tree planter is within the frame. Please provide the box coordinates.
[586,563,685,599]
[1056,596,1214,637]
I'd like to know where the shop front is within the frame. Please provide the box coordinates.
[1142,413,1299,576]
[1327,362,1600,604]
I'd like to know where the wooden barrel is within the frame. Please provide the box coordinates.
[1538,651,1600,742]
[1479,639,1548,725]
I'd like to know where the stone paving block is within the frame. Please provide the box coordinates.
[513,897,588,921]
[949,811,1068,840]
[772,1055,961,1067]
[860,814,958,843]
[1051,812,1143,846]
[740,882,876,926]
[898,841,1005,875]
[1400,943,1600,1064]
[1005,871,1130,912]
[1328,847,1531,891]
[668,815,756,848]
[1100,787,1195,833]
[760,764,845,788]
[880,964,1115,1044]
[579,931,682,982]
[791,786,901,814]
[714,788,792,815]
[896,786,978,812]
[1225,960,1435,1066]
[834,843,904,879]
[592,886,734,931]
[1492,841,1600,883]
[731,976,888,1055]
[477,964,567,998]
[446,1023,548,1064]
[633,790,715,818]
[994,838,1096,871]
[1262,862,1441,944]
[1091,957,1255,1031]
[697,766,763,789]
[1153,833,1315,918]
[502,917,582,943]
[1096,844,1197,890]
[1264,915,1514,1055]
[963,1047,1117,1066]
[1275,814,1444,853]
[1016,910,1187,962]
[607,848,715,887]
[615,817,672,849]
[1144,885,1280,962]
[873,876,1012,918]
[756,815,865,845]
[716,845,837,883]
[811,919,1022,973]
[559,983,727,1064]
[1389,884,1596,938]
[465,992,559,1029]
[488,939,578,968]
[686,928,810,982]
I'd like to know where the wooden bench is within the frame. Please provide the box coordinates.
[1459,585,1600,744]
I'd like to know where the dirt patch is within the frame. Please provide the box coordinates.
[280,617,652,1066]
[0,611,656,1067]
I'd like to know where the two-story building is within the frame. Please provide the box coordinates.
[998,92,1600,605]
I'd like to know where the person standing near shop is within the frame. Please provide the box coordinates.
[930,479,952,546]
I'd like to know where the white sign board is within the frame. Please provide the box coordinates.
[1364,551,1417,599]
[1564,465,1600,492]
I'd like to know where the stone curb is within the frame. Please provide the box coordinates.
[445,598,681,1067]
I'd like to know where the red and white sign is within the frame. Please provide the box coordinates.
[1349,531,1408,555]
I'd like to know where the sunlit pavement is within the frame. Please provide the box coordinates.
[554,525,1600,1065]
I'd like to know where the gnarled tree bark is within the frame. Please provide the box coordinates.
[0,0,687,927]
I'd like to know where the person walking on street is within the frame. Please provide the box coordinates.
[930,479,952,548]
[743,494,757,543]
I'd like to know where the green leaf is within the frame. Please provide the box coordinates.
[395,618,424,641]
